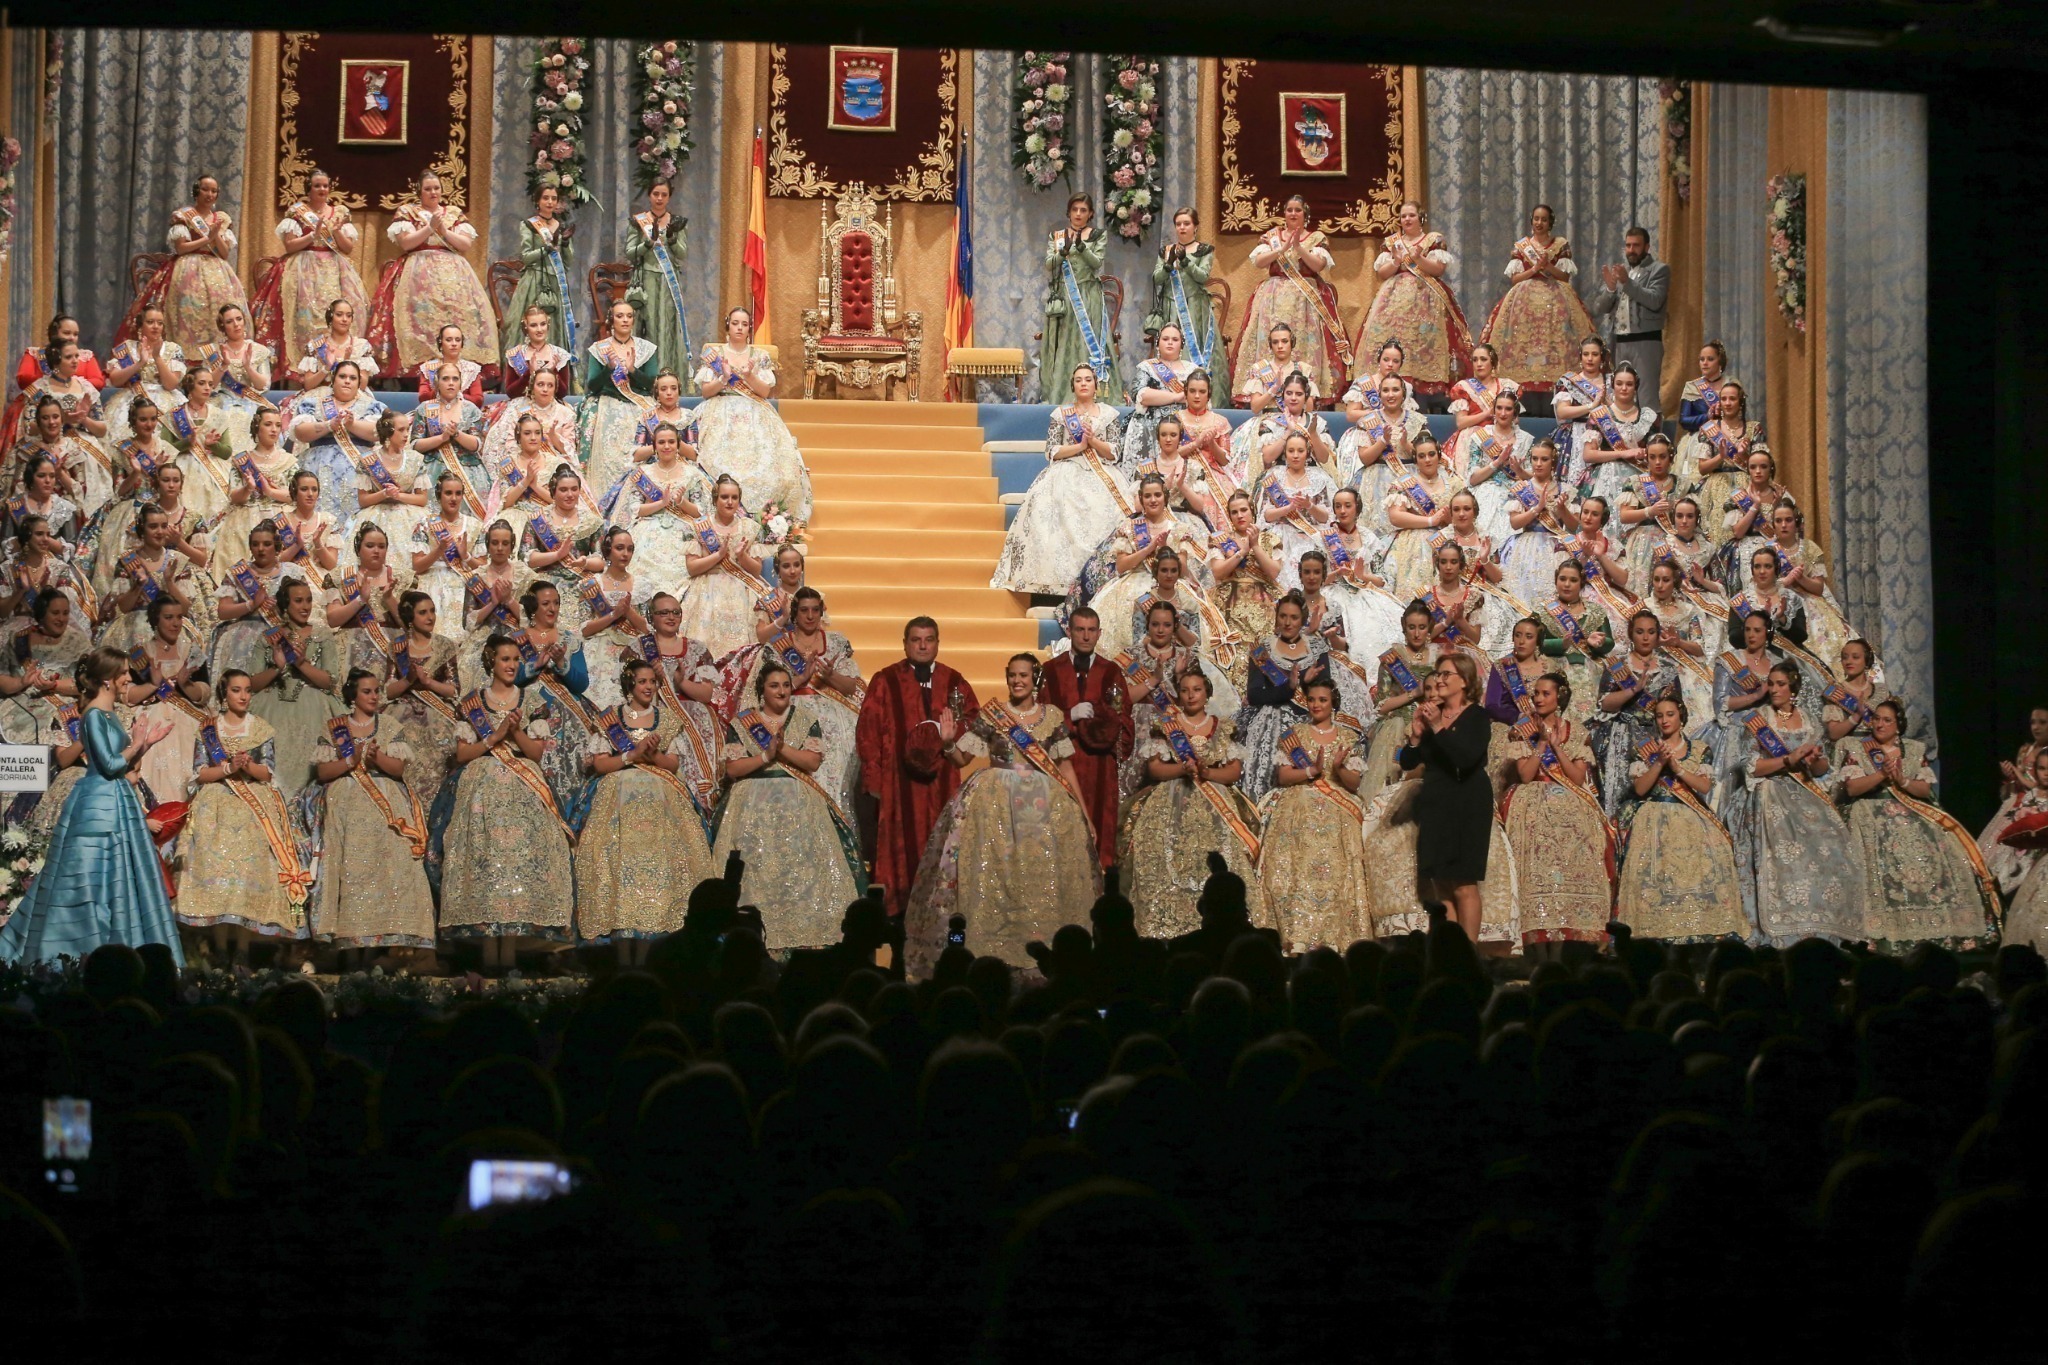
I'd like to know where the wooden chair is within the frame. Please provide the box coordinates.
[799,183,922,400]
[1206,278,1234,371]
[486,259,522,340]
[589,261,633,328]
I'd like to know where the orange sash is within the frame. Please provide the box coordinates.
[1159,706,1261,861]
[981,699,1085,807]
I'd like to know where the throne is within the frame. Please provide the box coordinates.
[801,183,922,401]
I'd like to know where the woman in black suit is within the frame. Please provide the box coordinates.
[1396,651,1496,940]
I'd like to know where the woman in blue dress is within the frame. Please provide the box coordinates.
[0,646,183,964]
[288,359,385,535]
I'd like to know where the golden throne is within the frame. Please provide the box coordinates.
[801,183,922,401]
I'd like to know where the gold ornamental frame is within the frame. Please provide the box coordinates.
[1278,91,1347,178]
[767,44,958,201]
[1218,59,1405,235]
[826,46,900,134]
[336,58,411,146]
[274,33,472,212]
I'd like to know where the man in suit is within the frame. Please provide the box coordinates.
[1590,226,1670,400]
[1037,607,1132,867]
[854,616,978,917]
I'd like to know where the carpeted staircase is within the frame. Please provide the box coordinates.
[782,398,1037,700]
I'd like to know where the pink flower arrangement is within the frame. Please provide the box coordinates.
[1766,173,1807,333]
[527,37,594,206]
[0,136,21,272]
[1101,56,1163,240]
[1661,80,1693,204]
[631,41,695,194]
[1013,51,1073,189]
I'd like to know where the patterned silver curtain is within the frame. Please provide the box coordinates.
[1703,83,1768,408]
[1424,69,1663,355]
[52,28,252,355]
[1826,90,1932,729]
[488,37,725,365]
[968,51,1201,400]
[7,32,45,354]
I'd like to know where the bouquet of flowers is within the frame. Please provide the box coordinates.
[0,823,49,931]
[0,137,20,272]
[1012,51,1073,190]
[1661,80,1692,204]
[632,40,694,193]
[529,37,595,207]
[1766,173,1807,333]
[756,501,808,550]
[1102,57,1163,241]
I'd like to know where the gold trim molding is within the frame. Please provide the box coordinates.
[274,33,472,213]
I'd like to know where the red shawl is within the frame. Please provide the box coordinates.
[855,659,979,915]
[1038,654,1132,868]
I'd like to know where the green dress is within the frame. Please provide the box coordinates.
[1039,227,1119,406]
[502,216,576,379]
[624,211,692,377]
[576,338,662,499]
[1147,242,1220,373]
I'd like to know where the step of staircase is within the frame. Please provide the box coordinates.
[803,448,995,477]
[778,398,979,426]
[785,422,986,452]
[809,472,996,503]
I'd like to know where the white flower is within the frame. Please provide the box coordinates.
[1117,205,1130,219]
[664,131,681,150]
[563,91,583,112]
[24,855,41,876]
[1045,84,1068,102]
[1133,189,1151,207]
[1025,132,1046,154]
[555,123,570,137]
[1137,82,1155,102]
[561,174,575,190]
[663,100,677,115]
[647,62,665,80]
[2,826,26,852]
[541,170,561,188]
[536,117,551,133]
[1113,129,1133,149]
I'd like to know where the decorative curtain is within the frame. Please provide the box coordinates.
[6,32,43,356]
[968,51,1200,400]
[1703,82,1768,409]
[1827,90,1932,730]
[51,29,251,356]
[1424,69,1662,359]
[488,38,725,365]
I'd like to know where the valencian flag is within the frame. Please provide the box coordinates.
[746,127,772,347]
[943,129,976,397]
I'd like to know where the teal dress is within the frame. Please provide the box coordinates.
[0,708,183,965]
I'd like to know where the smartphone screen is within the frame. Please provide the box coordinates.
[466,1158,575,1211]
[42,1097,89,1194]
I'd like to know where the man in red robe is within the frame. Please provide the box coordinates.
[855,616,979,917]
[1037,607,1131,868]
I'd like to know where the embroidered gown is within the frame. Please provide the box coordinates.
[140,208,248,350]
[905,704,1102,976]
[1499,721,1613,944]
[711,700,866,951]
[177,714,310,938]
[1480,236,1598,391]
[613,459,714,602]
[289,389,388,535]
[1728,707,1866,944]
[367,205,500,378]
[0,708,182,965]
[1832,739,1995,949]
[579,337,662,501]
[1120,358,1199,470]
[1148,243,1221,373]
[1615,736,1749,942]
[692,345,812,521]
[991,405,1133,596]
[1231,228,1346,400]
[676,514,765,659]
[1358,231,1474,395]
[260,202,370,364]
[1256,719,1371,952]
[573,702,718,944]
[1118,713,1269,938]
[437,686,576,942]
[303,712,435,948]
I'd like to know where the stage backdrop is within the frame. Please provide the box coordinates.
[1215,58,1406,237]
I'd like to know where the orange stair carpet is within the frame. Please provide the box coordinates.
[782,398,1037,701]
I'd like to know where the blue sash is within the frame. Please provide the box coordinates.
[465,571,516,627]
[128,645,173,704]
[527,515,563,554]
[263,625,302,668]
[1548,599,1587,648]
[510,631,544,673]
[646,221,688,346]
[327,714,357,762]
[199,719,228,767]
[1061,254,1110,374]
[1494,658,1534,715]
[1320,527,1352,569]
[735,707,776,756]
[118,551,161,603]
[1823,681,1874,726]
[601,707,639,756]
[769,630,806,673]
[537,220,580,357]
[1378,649,1421,694]
[1168,263,1215,370]
[1424,589,1466,643]
[1249,643,1293,688]
[575,576,612,620]
[54,700,81,744]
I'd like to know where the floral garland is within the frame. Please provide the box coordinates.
[0,823,49,928]
[1102,57,1163,241]
[0,138,20,273]
[1767,172,1807,333]
[43,33,63,133]
[632,40,695,193]
[528,37,595,207]
[1660,80,1692,204]
[1012,51,1073,189]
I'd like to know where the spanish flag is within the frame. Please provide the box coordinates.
[943,131,976,390]
[745,127,772,347]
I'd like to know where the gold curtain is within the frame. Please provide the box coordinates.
[1763,86,1829,548]
[1659,84,1707,417]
